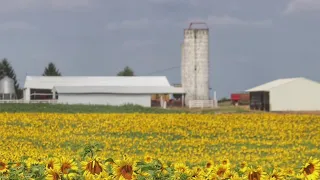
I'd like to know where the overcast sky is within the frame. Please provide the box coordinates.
[0,0,319,98]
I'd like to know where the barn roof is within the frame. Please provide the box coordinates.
[23,76,171,89]
[53,86,185,94]
[246,77,304,92]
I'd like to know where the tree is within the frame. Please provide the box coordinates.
[218,97,230,103]
[43,62,61,76]
[173,94,182,99]
[117,66,134,76]
[0,58,22,98]
[0,62,4,79]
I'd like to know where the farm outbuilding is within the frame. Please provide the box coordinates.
[52,86,184,107]
[22,76,185,107]
[246,77,320,112]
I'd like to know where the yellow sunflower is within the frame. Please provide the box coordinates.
[247,166,267,180]
[297,157,320,180]
[224,170,239,179]
[221,158,231,169]
[59,157,78,179]
[283,167,295,178]
[214,164,230,179]
[0,159,9,173]
[188,166,205,179]
[205,160,215,171]
[143,154,153,163]
[206,170,220,180]
[157,158,168,175]
[173,162,190,174]
[81,156,108,179]
[46,168,61,180]
[239,161,248,174]
[112,155,138,180]
[46,157,60,170]
[266,169,285,180]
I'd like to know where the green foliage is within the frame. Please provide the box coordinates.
[117,66,134,76]
[42,62,61,76]
[173,94,182,99]
[218,97,230,103]
[0,62,4,79]
[81,142,104,159]
[0,103,250,114]
[4,162,46,180]
[0,103,186,114]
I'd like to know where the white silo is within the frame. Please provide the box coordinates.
[182,22,209,106]
[0,76,17,100]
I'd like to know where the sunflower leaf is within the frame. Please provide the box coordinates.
[140,164,157,172]
[105,158,115,163]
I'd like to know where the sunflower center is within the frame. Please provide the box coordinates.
[304,164,315,175]
[52,172,60,180]
[217,168,226,177]
[192,172,199,177]
[222,161,227,165]
[248,172,260,180]
[121,165,133,179]
[86,161,103,175]
[177,167,186,172]
[206,162,212,168]
[272,175,278,178]
[61,163,72,174]
[288,170,294,174]
[47,161,54,169]
[0,162,6,170]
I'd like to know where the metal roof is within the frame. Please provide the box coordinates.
[53,86,185,94]
[24,76,171,89]
[246,77,303,92]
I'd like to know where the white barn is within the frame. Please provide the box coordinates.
[23,76,185,107]
[246,77,320,112]
[52,86,184,106]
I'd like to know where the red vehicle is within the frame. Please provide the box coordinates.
[230,92,250,106]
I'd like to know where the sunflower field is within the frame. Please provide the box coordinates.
[0,113,319,179]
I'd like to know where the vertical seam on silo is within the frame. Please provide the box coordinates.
[194,30,197,100]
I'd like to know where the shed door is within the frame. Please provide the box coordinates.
[250,92,270,111]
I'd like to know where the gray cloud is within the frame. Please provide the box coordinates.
[0,0,37,13]
[122,39,157,49]
[107,15,272,32]
[0,0,91,13]
[106,18,175,31]
[284,0,320,14]
[185,15,273,28]
[50,0,90,9]
[0,21,36,31]
[106,18,151,31]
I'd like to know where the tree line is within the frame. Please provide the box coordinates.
[0,58,135,99]
[41,62,135,76]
